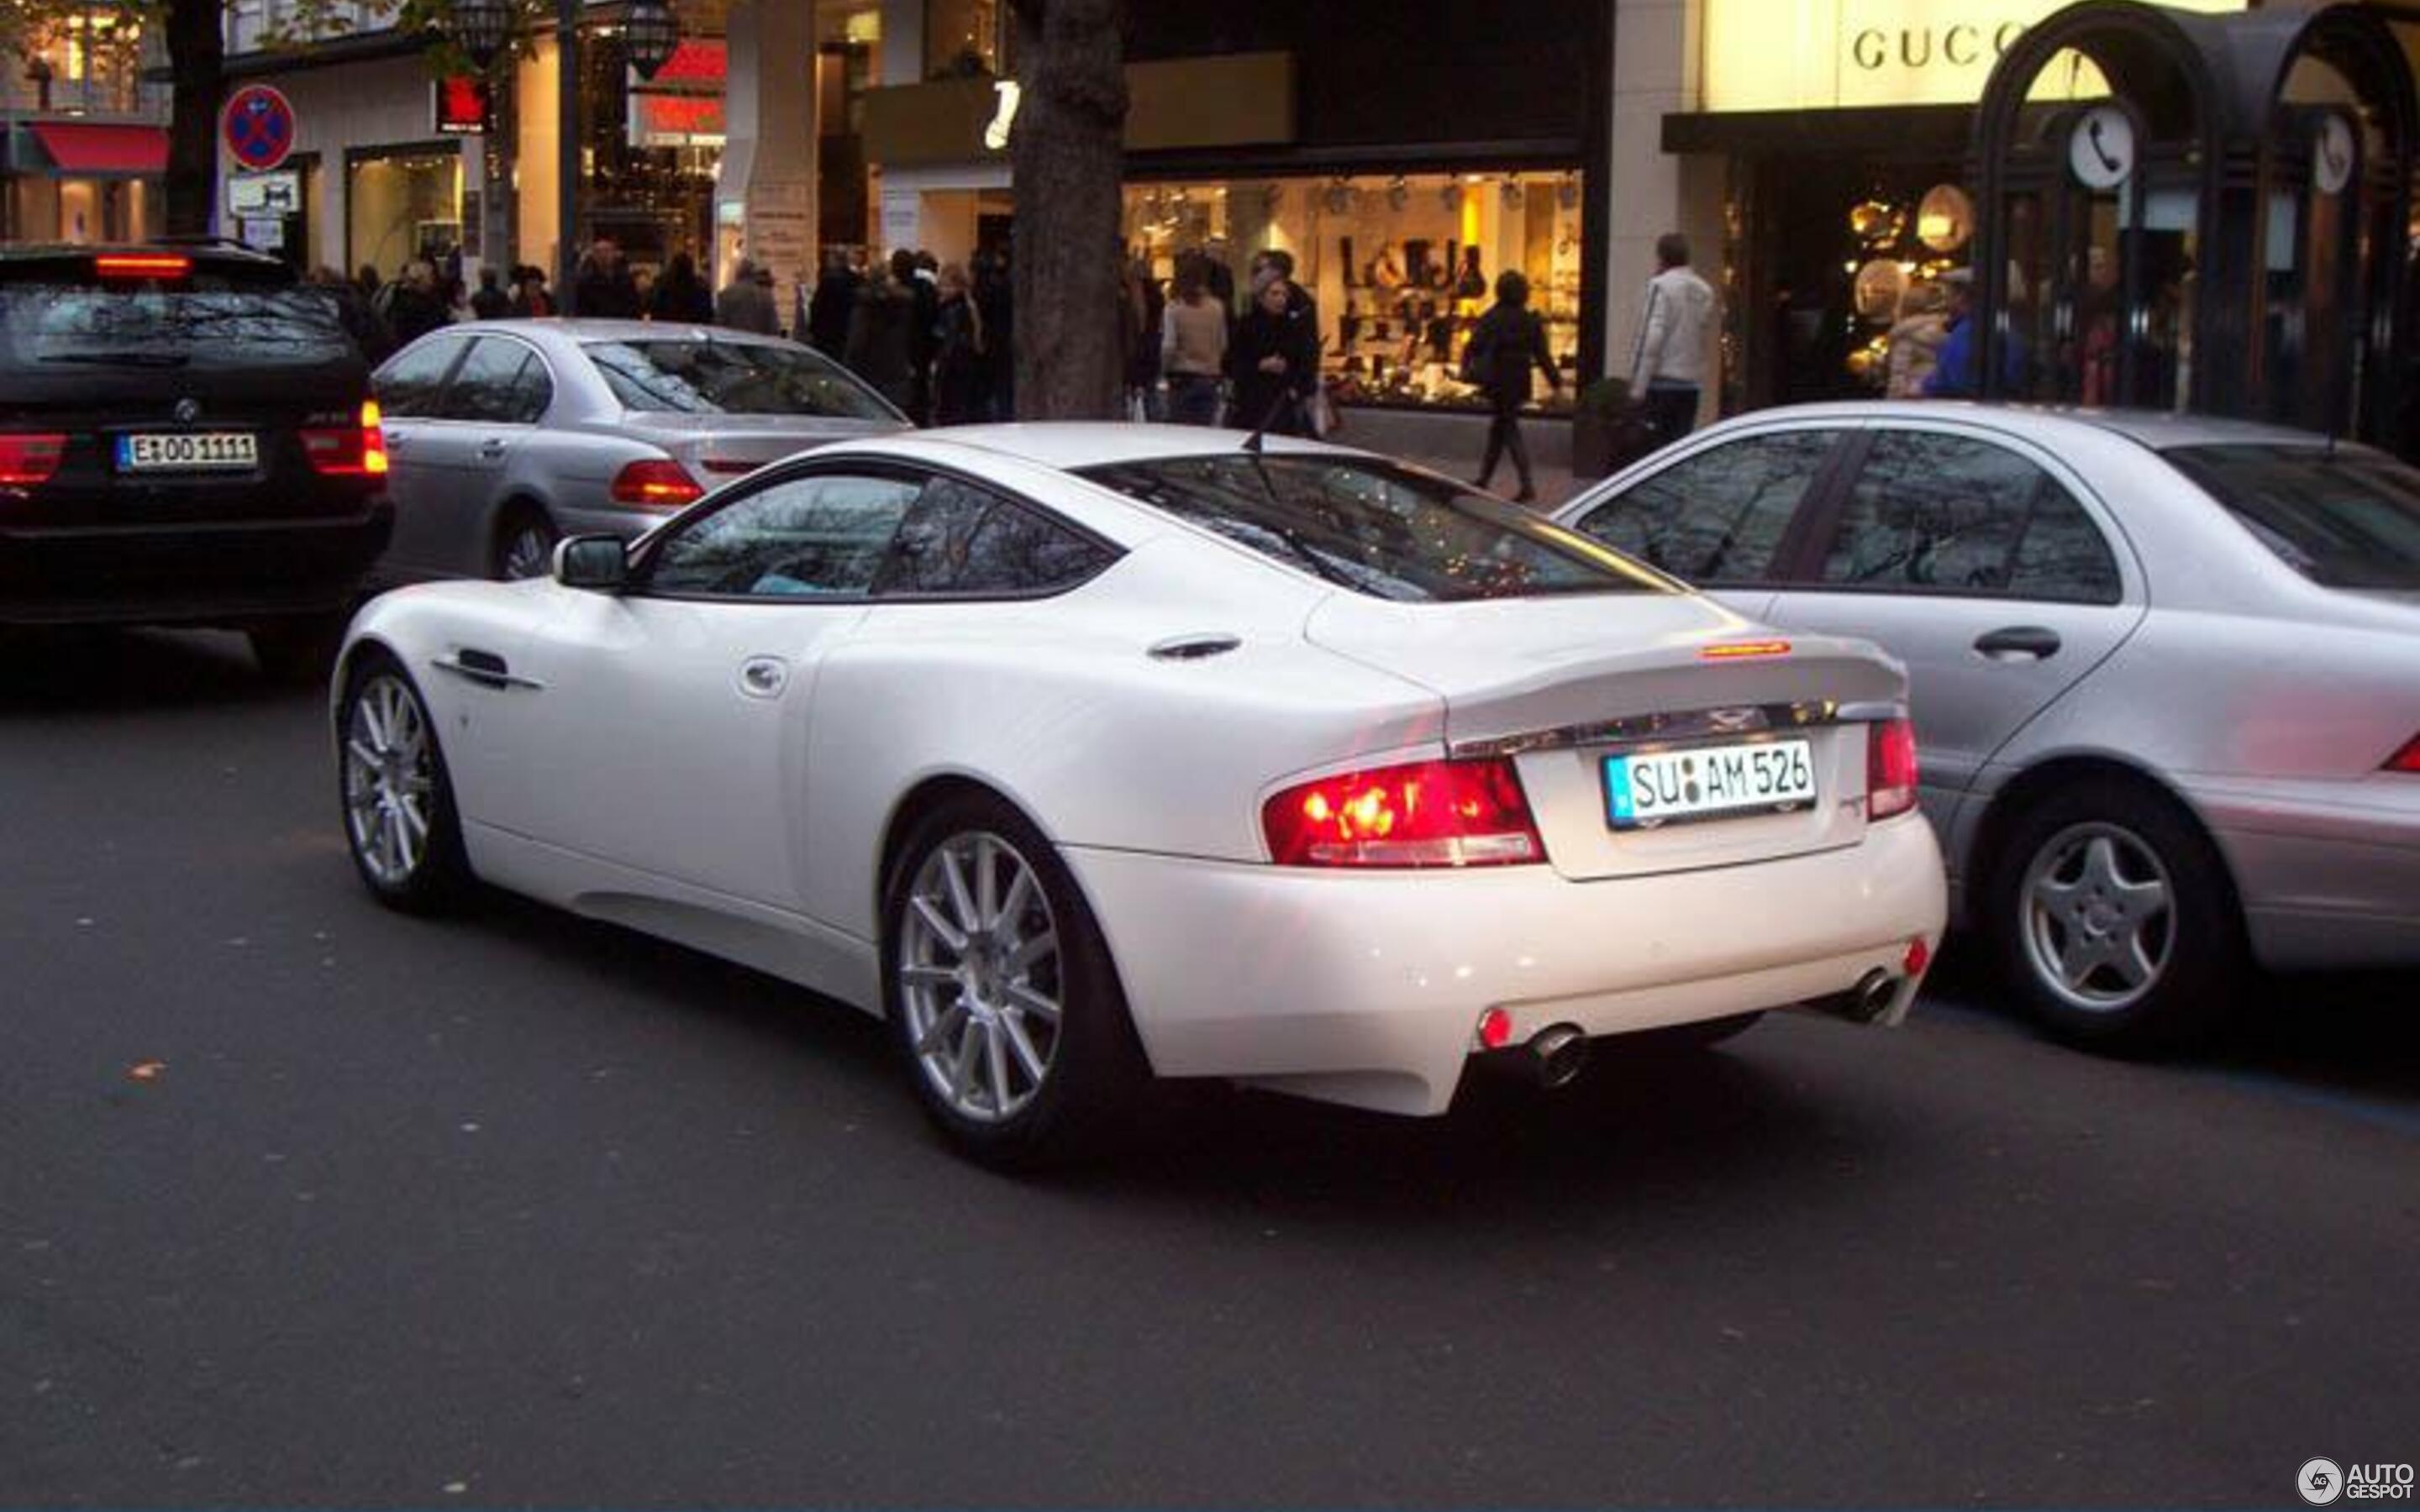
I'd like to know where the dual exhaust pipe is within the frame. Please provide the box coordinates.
[1496,969,1904,1089]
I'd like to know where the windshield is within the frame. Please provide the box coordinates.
[1076,454,1676,602]
[0,284,352,369]
[2166,444,2420,591]
[584,339,901,422]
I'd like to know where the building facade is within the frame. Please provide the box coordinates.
[1,8,167,244]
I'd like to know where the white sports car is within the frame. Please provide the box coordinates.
[333,425,1946,1163]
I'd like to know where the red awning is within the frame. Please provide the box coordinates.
[29,122,169,176]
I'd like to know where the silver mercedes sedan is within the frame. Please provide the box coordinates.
[371,319,907,582]
[1554,403,2420,1053]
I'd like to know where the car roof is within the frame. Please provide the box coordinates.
[1720,400,2337,453]
[481,318,799,344]
[886,423,1347,472]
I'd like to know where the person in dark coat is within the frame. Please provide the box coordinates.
[470,266,513,320]
[382,260,451,349]
[1122,254,1166,420]
[807,249,861,358]
[313,265,392,363]
[1227,270,1320,435]
[647,249,714,325]
[508,265,555,318]
[901,249,939,424]
[844,262,919,415]
[974,249,1014,420]
[1465,270,1561,502]
[931,262,987,426]
[714,259,781,333]
[573,237,641,319]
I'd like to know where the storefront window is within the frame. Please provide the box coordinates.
[925,0,1005,79]
[348,148,461,280]
[1123,171,1585,410]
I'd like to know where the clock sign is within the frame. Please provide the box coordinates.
[2069,105,2136,191]
[2314,113,2356,197]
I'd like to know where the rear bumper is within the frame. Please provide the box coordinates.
[0,498,392,627]
[2186,774,2420,971]
[1064,812,1946,1116]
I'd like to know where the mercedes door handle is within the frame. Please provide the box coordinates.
[477,439,508,460]
[1975,625,2062,661]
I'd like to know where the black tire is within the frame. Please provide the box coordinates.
[1986,776,2244,1053]
[1630,1011,1765,1051]
[492,507,557,581]
[335,651,470,913]
[250,612,349,686]
[881,792,1148,1168]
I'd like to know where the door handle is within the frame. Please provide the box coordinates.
[1974,625,2062,661]
[477,438,508,460]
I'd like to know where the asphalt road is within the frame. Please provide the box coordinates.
[4,628,2416,1508]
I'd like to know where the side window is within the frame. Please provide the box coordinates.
[439,339,542,424]
[647,472,921,599]
[503,349,553,423]
[1573,430,1839,583]
[1818,432,2120,602]
[373,337,463,417]
[876,476,1114,596]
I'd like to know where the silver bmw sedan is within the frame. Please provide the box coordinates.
[370,319,908,583]
[1554,403,2420,1053]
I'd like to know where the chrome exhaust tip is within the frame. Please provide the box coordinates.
[1847,968,1898,1024]
[1528,1023,1591,1089]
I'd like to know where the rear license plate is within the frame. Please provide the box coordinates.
[117,432,257,473]
[1604,738,1816,830]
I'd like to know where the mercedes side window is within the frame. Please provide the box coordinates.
[1572,430,1838,583]
[372,337,463,418]
[876,475,1113,596]
[439,339,544,425]
[647,472,922,599]
[1819,431,2120,603]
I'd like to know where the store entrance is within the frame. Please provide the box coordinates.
[1733,150,1973,412]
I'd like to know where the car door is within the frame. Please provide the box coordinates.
[486,467,925,909]
[370,333,472,579]
[1762,423,2146,831]
[1560,423,1856,621]
[425,335,555,578]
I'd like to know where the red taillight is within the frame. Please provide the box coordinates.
[301,402,388,477]
[610,458,705,509]
[94,253,190,280]
[0,433,67,486]
[1263,757,1544,869]
[2387,733,2420,774]
[1866,717,1919,821]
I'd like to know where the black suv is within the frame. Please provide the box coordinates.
[0,244,393,678]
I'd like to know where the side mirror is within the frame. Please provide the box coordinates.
[553,534,629,591]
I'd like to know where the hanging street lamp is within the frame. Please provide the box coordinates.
[623,0,680,81]
[450,0,513,71]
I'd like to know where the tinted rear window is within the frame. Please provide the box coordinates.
[585,339,899,422]
[2166,444,2420,591]
[0,276,351,370]
[1077,454,1676,601]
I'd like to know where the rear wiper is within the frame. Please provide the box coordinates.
[40,351,192,367]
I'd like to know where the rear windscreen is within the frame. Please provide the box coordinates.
[0,281,354,370]
[585,339,901,422]
[2166,444,2420,591]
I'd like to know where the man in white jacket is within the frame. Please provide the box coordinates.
[1628,233,1717,444]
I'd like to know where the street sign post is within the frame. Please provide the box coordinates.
[222,84,297,173]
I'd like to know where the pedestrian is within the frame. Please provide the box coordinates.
[808,249,861,357]
[470,265,512,320]
[648,249,714,325]
[382,260,450,348]
[1922,266,2026,398]
[1161,250,1228,426]
[1247,246,1315,324]
[1628,232,1717,444]
[1122,253,1166,422]
[508,265,555,318]
[1883,280,1949,399]
[312,264,393,363]
[932,262,986,425]
[1464,270,1562,502]
[902,249,940,424]
[574,237,641,318]
[844,256,919,415]
[1228,266,1319,435]
[974,249,1014,419]
[714,257,780,333]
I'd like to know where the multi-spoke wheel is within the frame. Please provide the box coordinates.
[494,510,558,581]
[882,793,1145,1165]
[1991,778,2244,1053]
[337,654,468,911]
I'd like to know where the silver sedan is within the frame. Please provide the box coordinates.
[371,319,907,582]
[1554,402,2420,1052]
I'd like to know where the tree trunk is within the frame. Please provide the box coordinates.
[163,0,224,238]
[1007,0,1127,420]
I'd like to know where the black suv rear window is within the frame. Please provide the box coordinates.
[1077,454,1674,601]
[2166,444,2420,591]
[0,260,350,370]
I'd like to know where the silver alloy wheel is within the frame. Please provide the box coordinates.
[341,673,438,888]
[897,830,1064,1124]
[500,521,553,580]
[2018,820,2175,1013]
